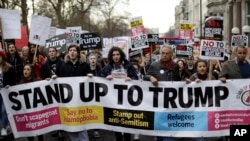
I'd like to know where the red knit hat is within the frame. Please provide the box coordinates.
[0,51,7,60]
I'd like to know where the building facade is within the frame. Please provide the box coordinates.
[174,0,250,48]
[174,0,208,39]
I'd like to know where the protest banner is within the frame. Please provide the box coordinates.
[102,38,113,58]
[45,34,67,53]
[112,36,130,57]
[66,26,81,45]
[200,39,225,60]
[204,16,224,80]
[15,25,28,49]
[231,35,248,47]
[102,38,113,48]
[164,37,186,52]
[129,49,141,58]
[178,23,194,40]
[1,77,250,138]
[48,27,57,38]
[179,30,193,40]
[204,16,223,41]
[129,16,147,73]
[103,37,130,59]
[130,16,145,36]
[165,38,185,46]
[0,9,21,39]
[192,41,200,58]
[56,28,66,35]
[147,34,159,45]
[130,26,145,36]
[175,44,193,58]
[29,15,52,46]
[179,23,194,30]
[79,32,102,50]
[48,27,66,39]
[130,16,143,28]
[131,34,149,50]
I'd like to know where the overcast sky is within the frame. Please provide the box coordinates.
[129,0,181,33]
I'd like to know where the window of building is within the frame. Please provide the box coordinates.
[195,27,199,37]
[246,2,250,25]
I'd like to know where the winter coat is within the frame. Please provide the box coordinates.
[219,59,250,79]
[145,61,180,81]
[3,65,15,87]
[60,54,91,77]
[40,57,64,79]
[100,59,138,80]
[6,52,24,84]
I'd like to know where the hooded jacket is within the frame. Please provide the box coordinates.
[60,54,91,77]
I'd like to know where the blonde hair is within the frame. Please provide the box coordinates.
[1,60,12,73]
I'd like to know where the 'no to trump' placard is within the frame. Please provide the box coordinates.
[231,35,248,47]
[200,40,225,60]
[131,34,149,50]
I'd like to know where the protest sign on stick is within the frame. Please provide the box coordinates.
[0,18,4,50]
[29,15,51,46]
[0,8,21,40]
[231,35,248,47]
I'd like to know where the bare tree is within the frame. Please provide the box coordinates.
[98,0,130,36]
[36,0,100,28]
[34,0,130,36]
[20,0,28,26]
[72,0,101,28]
[0,0,29,26]
[0,0,8,8]
[0,0,16,9]
[47,0,66,27]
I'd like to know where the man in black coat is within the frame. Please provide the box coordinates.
[59,44,91,141]
[40,47,64,80]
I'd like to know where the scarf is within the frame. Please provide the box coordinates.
[161,59,173,70]
[197,73,208,80]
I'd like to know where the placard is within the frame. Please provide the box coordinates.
[231,35,248,47]
[131,34,149,50]
[200,40,225,60]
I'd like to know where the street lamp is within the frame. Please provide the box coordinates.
[242,25,250,35]
[200,0,202,39]
[231,27,240,35]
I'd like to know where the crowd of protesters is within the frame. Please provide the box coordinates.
[0,41,248,141]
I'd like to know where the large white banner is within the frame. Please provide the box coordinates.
[1,77,250,138]
[0,9,21,39]
[29,15,51,46]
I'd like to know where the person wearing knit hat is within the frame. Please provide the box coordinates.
[0,49,15,136]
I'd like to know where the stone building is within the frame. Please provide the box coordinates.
[174,0,250,47]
